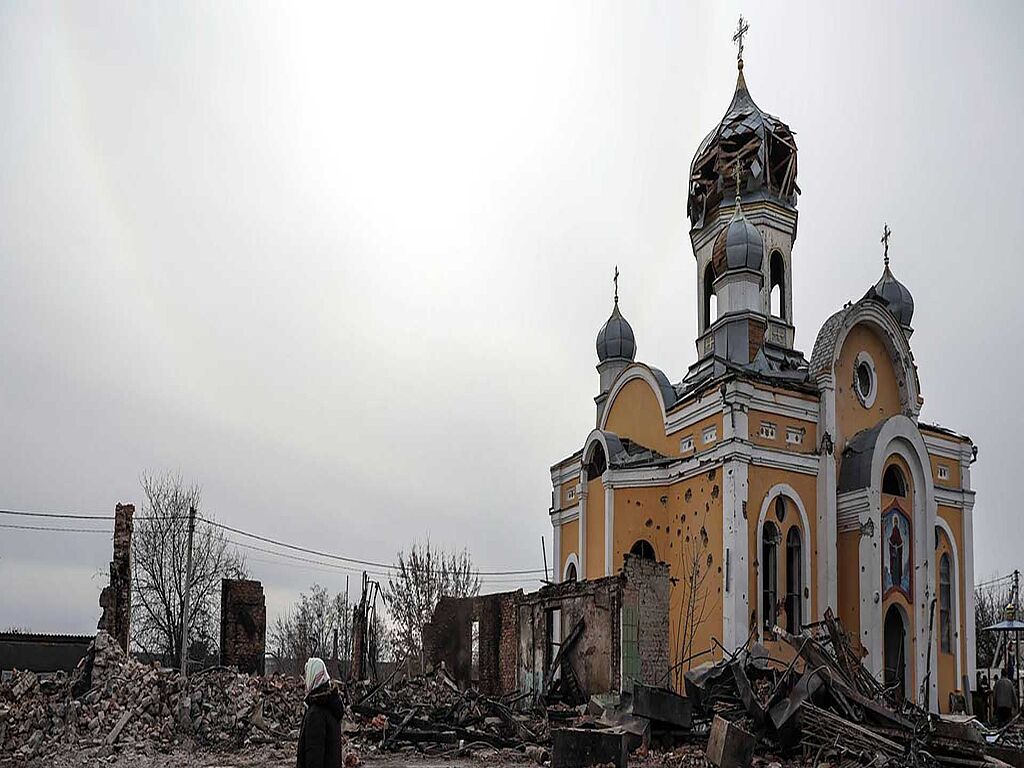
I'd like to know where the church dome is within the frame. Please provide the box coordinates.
[687,62,799,230]
[596,301,636,363]
[712,198,764,277]
[867,262,914,329]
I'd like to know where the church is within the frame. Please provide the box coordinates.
[546,24,977,712]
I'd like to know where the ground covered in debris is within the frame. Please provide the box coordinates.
[5,616,1024,768]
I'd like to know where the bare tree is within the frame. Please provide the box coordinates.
[977,580,1013,671]
[384,542,480,669]
[671,509,714,690]
[131,471,245,667]
[270,583,395,676]
[269,584,351,676]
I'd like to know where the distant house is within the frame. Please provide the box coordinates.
[0,633,92,679]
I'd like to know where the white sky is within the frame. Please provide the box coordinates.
[1,1,1022,633]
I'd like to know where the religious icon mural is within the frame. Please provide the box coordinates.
[882,506,912,599]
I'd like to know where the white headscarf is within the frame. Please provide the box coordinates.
[304,657,330,693]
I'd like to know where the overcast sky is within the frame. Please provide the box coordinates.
[1,2,1021,634]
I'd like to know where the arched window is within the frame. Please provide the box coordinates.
[565,562,578,582]
[769,250,786,319]
[761,521,779,632]
[785,527,802,634]
[630,539,656,561]
[585,443,606,481]
[883,465,907,497]
[703,263,717,329]
[939,553,952,653]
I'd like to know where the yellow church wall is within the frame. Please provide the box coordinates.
[837,531,862,650]
[929,455,959,490]
[560,518,578,576]
[835,323,903,448]
[746,467,818,658]
[670,413,725,456]
[935,527,957,713]
[938,505,968,701]
[559,479,579,510]
[748,408,818,454]
[585,477,605,578]
[604,378,678,456]
[614,470,724,683]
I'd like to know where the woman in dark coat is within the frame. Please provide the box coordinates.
[297,658,344,768]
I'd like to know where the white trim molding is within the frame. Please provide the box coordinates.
[853,415,938,709]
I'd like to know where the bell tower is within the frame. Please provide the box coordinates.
[686,17,800,376]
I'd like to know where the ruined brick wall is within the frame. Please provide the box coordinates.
[422,591,522,695]
[350,607,365,681]
[220,579,266,675]
[422,596,474,684]
[98,503,134,652]
[622,555,671,687]
[497,591,520,694]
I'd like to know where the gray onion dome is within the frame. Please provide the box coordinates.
[868,263,915,328]
[712,199,764,277]
[596,301,636,362]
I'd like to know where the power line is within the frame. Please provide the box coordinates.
[0,509,114,521]
[227,538,545,586]
[0,506,549,577]
[0,522,110,534]
[201,516,548,577]
[978,573,1015,589]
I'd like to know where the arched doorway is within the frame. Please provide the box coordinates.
[884,604,908,701]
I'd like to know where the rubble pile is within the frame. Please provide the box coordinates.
[348,666,547,755]
[0,632,304,761]
[683,610,1024,768]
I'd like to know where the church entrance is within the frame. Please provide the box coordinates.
[884,604,908,700]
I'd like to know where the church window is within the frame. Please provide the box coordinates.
[939,553,952,653]
[703,263,717,328]
[567,486,576,502]
[630,539,656,561]
[774,496,787,523]
[585,443,607,480]
[786,427,804,445]
[703,425,717,444]
[770,250,786,319]
[938,464,950,481]
[761,521,780,632]
[785,526,803,634]
[883,465,907,497]
[759,421,777,440]
[680,435,694,453]
[565,562,578,582]
[853,351,877,408]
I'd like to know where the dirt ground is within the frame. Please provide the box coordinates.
[2,744,544,768]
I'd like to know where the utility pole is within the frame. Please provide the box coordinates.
[1015,569,1021,705]
[179,505,197,677]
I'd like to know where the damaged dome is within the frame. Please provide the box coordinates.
[688,64,799,230]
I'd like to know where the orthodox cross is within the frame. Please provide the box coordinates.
[733,15,749,67]
[734,158,743,202]
[881,223,891,267]
[613,265,619,305]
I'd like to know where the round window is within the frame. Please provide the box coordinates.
[856,362,872,399]
[853,351,877,408]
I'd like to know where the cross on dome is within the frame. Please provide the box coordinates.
[733,15,750,70]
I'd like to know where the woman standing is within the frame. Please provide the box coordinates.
[296,658,344,768]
